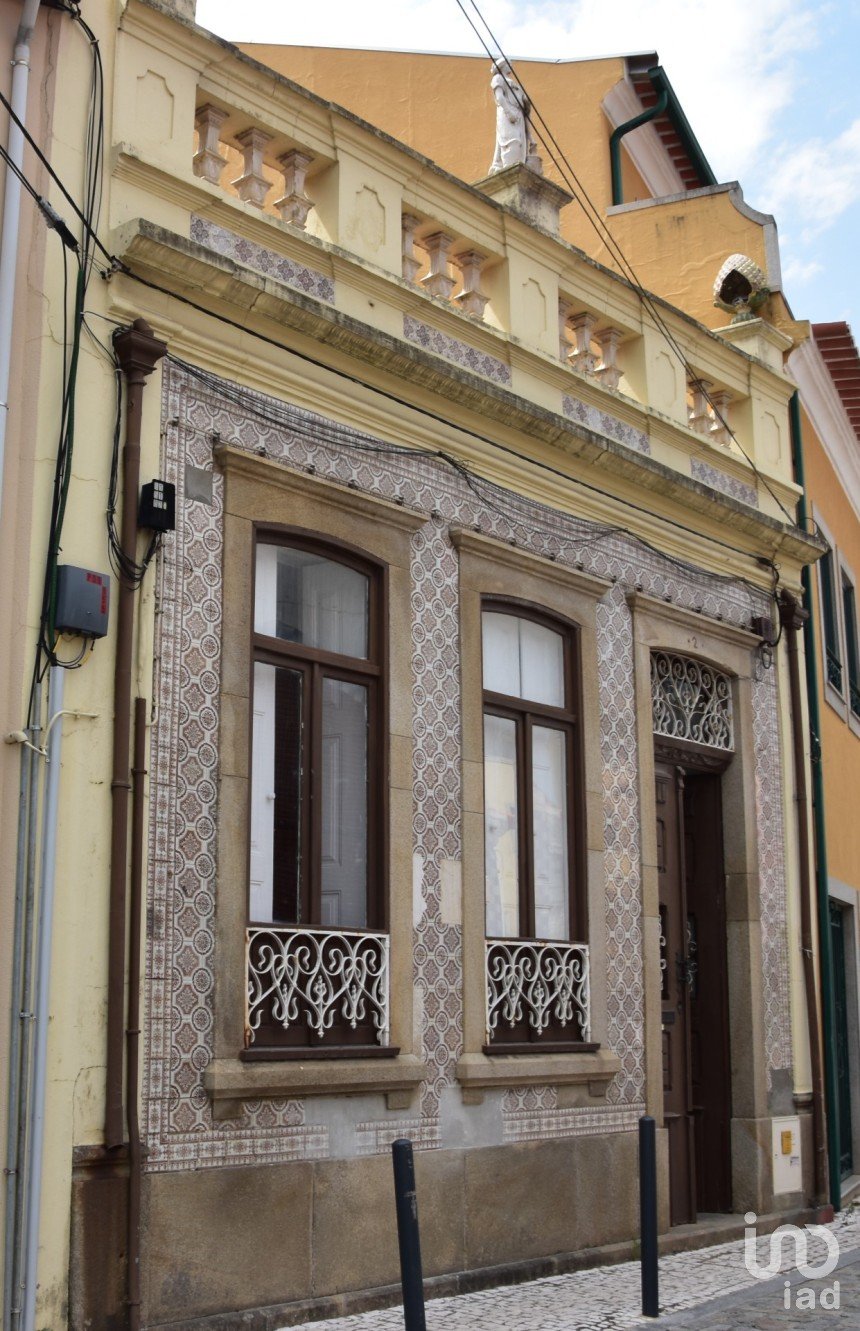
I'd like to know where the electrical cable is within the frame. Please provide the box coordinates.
[452,0,794,524]
[168,352,769,606]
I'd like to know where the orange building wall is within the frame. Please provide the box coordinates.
[800,400,860,890]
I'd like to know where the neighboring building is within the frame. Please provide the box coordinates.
[0,5,836,1330]
[789,321,860,1189]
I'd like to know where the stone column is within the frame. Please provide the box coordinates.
[275,150,314,228]
[193,105,228,185]
[568,312,597,375]
[452,251,488,319]
[420,231,455,299]
[401,213,422,284]
[595,327,623,391]
[233,128,272,208]
[688,377,713,434]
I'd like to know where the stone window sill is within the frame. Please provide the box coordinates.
[455,1048,621,1105]
[204,1053,428,1120]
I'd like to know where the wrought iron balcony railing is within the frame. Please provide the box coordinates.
[826,647,844,694]
[485,938,590,1043]
[245,926,390,1048]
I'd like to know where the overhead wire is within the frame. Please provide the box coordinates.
[169,352,768,605]
[452,0,794,525]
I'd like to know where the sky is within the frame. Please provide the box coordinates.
[195,0,860,333]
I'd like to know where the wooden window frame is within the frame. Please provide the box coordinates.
[206,446,428,1112]
[250,528,388,932]
[481,598,586,943]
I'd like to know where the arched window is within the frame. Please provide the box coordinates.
[250,534,383,933]
[481,603,584,943]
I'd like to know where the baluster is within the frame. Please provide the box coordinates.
[275,149,314,228]
[558,298,573,361]
[420,231,455,299]
[233,127,272,208]
[688,376,713,434]
[192,104,228,185]
[452,250,488,319]
[709,389,732,446]
[401,213,422,284]
[567,311,597,375]
[595,326,623,391]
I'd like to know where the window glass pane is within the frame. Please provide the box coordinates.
[532,726,570,940]
[321,679,368,928]
[482,612,521,697]
[255,543,369,658]
[484,714,520,937]
[482,611,564,706]
[250,663,302,923]
[520,619,565,707]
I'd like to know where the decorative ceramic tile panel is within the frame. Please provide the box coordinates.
[403,314,512,385]
[356,1117,441,1156]
[502,1103,645,1143]
[752,669,792,1078]
[189,215,335,303]
[143,357,790,1171]
[597,587,645,1106]
[691,457,759,509]
[562,394,650,455]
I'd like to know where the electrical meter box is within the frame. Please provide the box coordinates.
[772,1115,802,1195]
[55,565,110,638]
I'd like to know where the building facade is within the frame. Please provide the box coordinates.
[0,3,832,1328]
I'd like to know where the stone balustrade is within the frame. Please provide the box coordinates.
[193,102,317,231]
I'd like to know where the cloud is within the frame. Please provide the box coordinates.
[781,256,824,285]
[762,119,860,238]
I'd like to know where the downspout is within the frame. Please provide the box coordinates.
[127,697,147,1331]
[21,665,65,1331]
[106,318,165,1152]
[0,0,42,522]
[789,390,842,1209]
[779,591,828,1204]
[609,71,668,207]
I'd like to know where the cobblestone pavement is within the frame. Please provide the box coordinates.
[294,1210,860,1331]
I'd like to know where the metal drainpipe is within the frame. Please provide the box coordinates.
[789,390,842,1210]
[21,665,65,1331]
[127,697,147,1331]
[3,723,39,1331]
[105,318,165,1155]
[609,72,668,207]
[779,591,829,1203]
[0,0,42,524]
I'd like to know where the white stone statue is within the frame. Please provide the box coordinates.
[489,61,540,174]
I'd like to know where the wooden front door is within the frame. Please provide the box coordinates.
[656,761,732,1224]
[830,901,854,1180]
[656,763,696,1225]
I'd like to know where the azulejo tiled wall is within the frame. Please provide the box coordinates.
[143,359,790,1171]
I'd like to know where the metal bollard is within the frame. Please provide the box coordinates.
[639,1115,659,1318]
[391,1138,427,1331]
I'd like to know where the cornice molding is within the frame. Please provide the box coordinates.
[451,527,612,600]
[214,443,427,532]
[626,590,760,649]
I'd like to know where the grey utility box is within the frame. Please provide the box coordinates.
[55,565,110,638]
